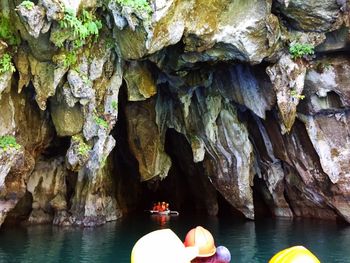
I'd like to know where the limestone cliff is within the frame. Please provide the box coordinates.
[0,0,349,227]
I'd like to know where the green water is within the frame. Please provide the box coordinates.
[1,215,350,262]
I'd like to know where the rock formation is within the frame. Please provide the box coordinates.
[0,0,350,227]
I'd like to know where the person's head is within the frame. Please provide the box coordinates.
[131,229,199,263]
[269,246,320,263]
[184,226,216,258]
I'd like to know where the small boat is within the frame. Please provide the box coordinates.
[148,210,179,216]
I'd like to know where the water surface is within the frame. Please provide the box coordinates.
[1,215,349,262]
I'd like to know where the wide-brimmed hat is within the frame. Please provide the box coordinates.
[184,226,216,257]
[269,246,320,263]
[131,229,199,263]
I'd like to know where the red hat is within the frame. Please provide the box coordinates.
[184,226,216,257]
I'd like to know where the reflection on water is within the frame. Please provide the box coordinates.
[1,216,350,262]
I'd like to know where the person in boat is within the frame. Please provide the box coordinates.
[152,201,170,213]
[160,201,168,212]
[152,203,157,211]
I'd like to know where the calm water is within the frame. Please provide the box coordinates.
[1,215,350,262]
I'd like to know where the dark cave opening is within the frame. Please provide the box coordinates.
[111,86,251,218]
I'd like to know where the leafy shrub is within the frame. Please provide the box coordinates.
[289,43,315,60]
[0,16,21,46]
[19,1,35,10]
[56,8,102,48]
[0,135,20,151]
[115,0,152,14]
[0,53,15,74]
[63,51,77,68]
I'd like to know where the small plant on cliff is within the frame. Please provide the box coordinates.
[0,53,15,74]
[114,0,152,14]
[94,115,109,129]
[0,135,20,151]
[290,89,305,100]
[0,15,21,46]
[62,51,77,68]
[19,1,35,10]
[55,8,102,48]
[72,135,91,157]
[289,43,315,60]
[111,100,118,110]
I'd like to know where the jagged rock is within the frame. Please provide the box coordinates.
[111,0,188,59]
[299,112,350,185]
[202,102,255,219]
[0,71,13,100]
[0,40,7,55]
[305,56,350,108]
[67,68,94,101]
[113,0,281,63]
[40,0,63,21]
[61,83,79,107]
[66,134,91,172]
[50,89,84,137]
[213,64,276,119]
[316,26,350,52]
[69,131,121,226]
[156,86,255,219]
[274,0,342,32]
[0,85,54,227]
[267,54,307,133]
[104,59,123,122]
[16,3,46,38]
[260,114,350,222]
[28,55,58,110]
[249,116,293,217]
[14,48,30,93]
[124,61,157,101]
[26,158,68,224]
[0,92,16,136]
[0,146,31,227]
[182,1,281,64]
[126,98,171,181]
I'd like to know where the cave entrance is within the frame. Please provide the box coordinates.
[111,85,247,217]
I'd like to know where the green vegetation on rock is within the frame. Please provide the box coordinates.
[111,100,118,110]
[114,0,152,14]
[0,53,15,74]
[54,8,102,49]
[94,115,109,129]
[0,16,21,46]
[19,1,35,10]
[290,89,305,100]
[62,51,77,68]
[289,43,315,60]
[72,135,91,157]
[0,135,20,151]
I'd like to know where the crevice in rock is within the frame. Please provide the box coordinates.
[252,176,274,219]
[2,191,33,227]
[111,82,143,215]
